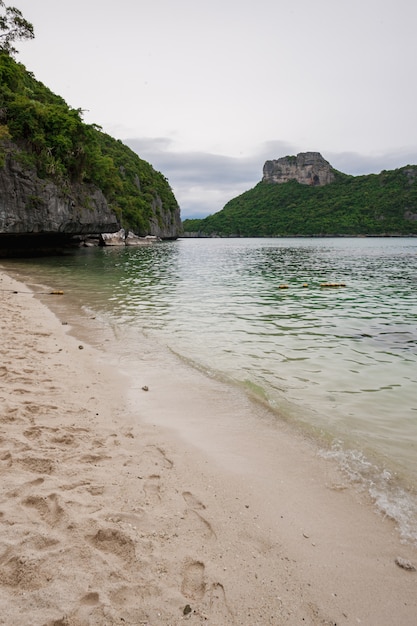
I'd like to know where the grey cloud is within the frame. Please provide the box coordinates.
[326,149,417,176]
[125,138,266,218]
[126,138,262,184]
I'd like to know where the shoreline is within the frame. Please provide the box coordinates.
[1,268,416,625]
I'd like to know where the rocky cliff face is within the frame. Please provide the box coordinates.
[0,144,119,237]
[148,194,182,240]
[0,142,182,255]
[262,152,336,186]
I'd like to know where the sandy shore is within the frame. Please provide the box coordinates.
[0,268,416,626]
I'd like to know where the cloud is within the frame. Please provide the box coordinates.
[126,137,262,219]
[326,149,417,177]
[125,138,417,220]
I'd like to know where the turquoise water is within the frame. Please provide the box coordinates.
[6,237,417,541]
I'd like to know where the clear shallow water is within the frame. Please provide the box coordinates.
[6,237,417,542]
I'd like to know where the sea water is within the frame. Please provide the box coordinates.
[6,237,417,542]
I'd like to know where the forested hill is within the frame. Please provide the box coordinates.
[0,52,181,240]
[183,160,417,237]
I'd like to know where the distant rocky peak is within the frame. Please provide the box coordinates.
[262,152,336,186]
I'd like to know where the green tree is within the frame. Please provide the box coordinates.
[0,1,34,56]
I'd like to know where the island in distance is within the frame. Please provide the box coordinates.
[182,152,417,238]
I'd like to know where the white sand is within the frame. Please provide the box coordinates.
[0,268,416,625]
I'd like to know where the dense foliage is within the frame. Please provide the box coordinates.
[183,168,417,237]
[0,52,178,235]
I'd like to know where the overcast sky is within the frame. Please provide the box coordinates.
[12,0,417,219]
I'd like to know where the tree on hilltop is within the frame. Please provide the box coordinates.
[0,1,34,56]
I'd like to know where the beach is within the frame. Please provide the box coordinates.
[0,267,416,626]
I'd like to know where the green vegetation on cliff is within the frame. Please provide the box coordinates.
[0,52,179,235]
[183,168,417,237]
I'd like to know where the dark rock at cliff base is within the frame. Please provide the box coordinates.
[262,152,336,186]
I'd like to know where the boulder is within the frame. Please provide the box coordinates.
[99,230,160,246]
[125,232,159,246]
[99,229,127,246]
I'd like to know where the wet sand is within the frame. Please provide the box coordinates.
[0,268,416,625]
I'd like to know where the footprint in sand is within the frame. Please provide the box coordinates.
[0,552,49,591]
[25,533,60,551]
[183,509,217,540]
[207,581,236,624]
[182,491,216,539]
[50,431,77,447]
[181,561,235,622]
[143,474,162,504]
[23,426,50,441]
[22,493,65,527]
[141,445,173,471]
[182,491,206,510]
[17,455,55,474]
[23,426,79,449]
[181,560,206,600]
[80,591,100,606]
[88,527,137,566]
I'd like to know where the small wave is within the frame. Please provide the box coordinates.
[320,441,417,545]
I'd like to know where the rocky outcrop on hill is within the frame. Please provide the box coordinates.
[262,152,336,186]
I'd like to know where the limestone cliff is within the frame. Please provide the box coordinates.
[0,140,181,255]
[0,144,119,235]
[148,194,182,240]
[262,152,336,186]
